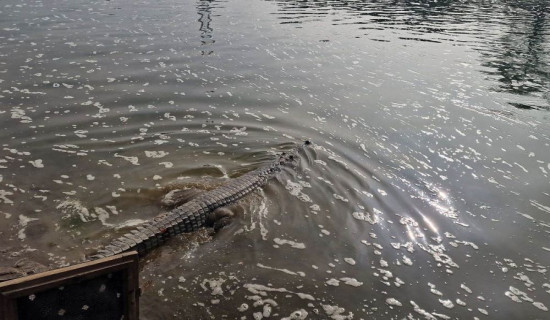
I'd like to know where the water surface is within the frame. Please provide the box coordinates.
[1,0,549,318]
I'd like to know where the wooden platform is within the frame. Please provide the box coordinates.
[0,252,139,320]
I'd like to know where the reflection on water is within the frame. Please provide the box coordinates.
[481,1,549,109]
[271,0,550,110]
[1,0,549,319]
[198,0,215,55]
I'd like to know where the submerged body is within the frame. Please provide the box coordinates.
[90,142,308,260]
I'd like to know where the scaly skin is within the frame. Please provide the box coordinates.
[90,142,309,260]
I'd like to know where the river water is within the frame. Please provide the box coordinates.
[1,0,549,318]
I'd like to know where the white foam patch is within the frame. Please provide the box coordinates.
[11,106,33,123]
[244,283,315,301]
[285,180,312,202]
[200,277,226,296]
[237,303,249,312]
[410,301,437,320]
[159,162,173,168]
[244,190,270,240]
[281,309,308,320]
[18,214,38,240]
[439,299,454,309]
[29,159,44,168]
[314,159,327,166]
[257,263,305,277]
[145,150,169,158]
[230,127,248,136]
[273,238,306,249]
[326,278,340,286]
[57,199,91,222]
[114,153,140,165]
[429,283,443,296]
[322,304,353,320]
[352,211,380,224]
[460,284,472,293]
[0,190,14,204]
[340,277,363,287]
[94,207,114,227]
[386,298,402,306]
[418,243,459,268]
[456,299,466,306]
[533,302,548,312]
[333,193,349,202]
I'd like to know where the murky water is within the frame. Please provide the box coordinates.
[1,0,549,318]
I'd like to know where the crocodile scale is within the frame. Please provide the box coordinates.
[90,142,309,260]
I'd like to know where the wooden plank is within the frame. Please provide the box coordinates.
[0,252,140,320]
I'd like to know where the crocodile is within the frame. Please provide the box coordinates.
[89,141,310,260]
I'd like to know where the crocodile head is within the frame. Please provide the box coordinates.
[277,140,311,169]
[264,141,311,176]
[274,150,299,169]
